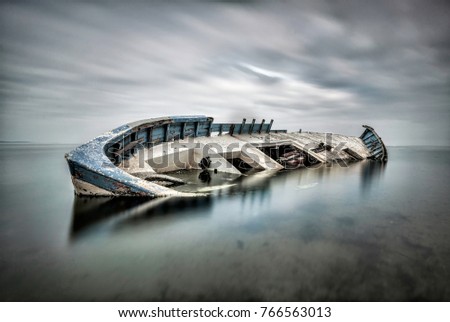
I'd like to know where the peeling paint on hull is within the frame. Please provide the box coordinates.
[65,116,387,197]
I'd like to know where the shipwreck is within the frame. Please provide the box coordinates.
[65,116,387,197]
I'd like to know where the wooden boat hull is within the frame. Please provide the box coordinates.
[65,116,387,197]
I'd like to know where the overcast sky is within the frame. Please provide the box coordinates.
[1,0,449,145]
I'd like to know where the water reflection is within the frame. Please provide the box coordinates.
[70,169,276,240]
[70,161,387,241]
[70,196,211,240]
[360,160,387,194]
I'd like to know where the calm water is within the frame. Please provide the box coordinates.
[0,145,449,301]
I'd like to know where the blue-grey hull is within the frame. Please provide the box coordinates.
[360,125,388,162]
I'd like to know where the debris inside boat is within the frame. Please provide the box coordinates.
[65,116,387,197]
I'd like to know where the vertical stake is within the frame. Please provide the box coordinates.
[249,119,256,134]
[267,119,274,133]
[258,119,265,134]
[229,124,235,136]
[207,121,213,137]
[194,122,199,137]
[181,122,186,140]
[239,118,246,134]
[164,123,170,142]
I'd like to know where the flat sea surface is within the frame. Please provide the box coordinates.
[0,145,449,301]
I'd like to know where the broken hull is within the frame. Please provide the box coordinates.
[65,116,387,197]
[360,125,388,162]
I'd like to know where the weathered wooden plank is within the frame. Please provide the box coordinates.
[343,148,363,160]
[151,126,165,143]
[261,124,270,133]
[167,123,182,141]
[211,121,281,135]
[183,122,196,138]
[115,138,144,155]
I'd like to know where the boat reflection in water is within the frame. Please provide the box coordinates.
[70,196,211,239]
[70,160,382,241]
[360,159,387,194]
[70,169,277,240]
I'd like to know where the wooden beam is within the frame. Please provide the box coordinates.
[164,124,170,142]
[249,119,255,134]
[267,119,273,133]
[207,120,213,137]
[258,119,265,134]
[229,124,235,136]
[146,127,153,146]
[180,122,186,140]
[115,138,145,155]
[239,118,246,134]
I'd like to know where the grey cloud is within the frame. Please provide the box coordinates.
[0,0,449,145]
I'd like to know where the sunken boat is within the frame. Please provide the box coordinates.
[65,116,387,197]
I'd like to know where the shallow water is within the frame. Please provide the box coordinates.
[0,144,449,301]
